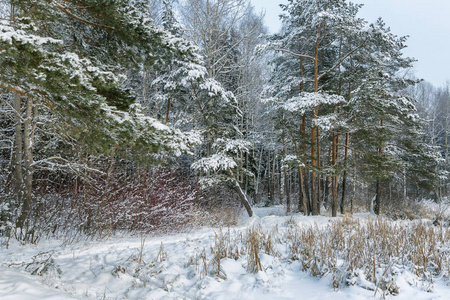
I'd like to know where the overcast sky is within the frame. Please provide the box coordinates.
[249,0,450,87]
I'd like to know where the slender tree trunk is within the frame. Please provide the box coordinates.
[13,93,23,201]
[317,128,321,214]
[298,167,307,215]
[271,150,276,204]
[403,168,407,202]
[375,120,384,215]
[445,118,449,197]
[341,175,347,214]
[340,133,350,214]
[266,150,272,205]
[281,168,285,206]
[375,179,382,215]
[331,134,338,217]
[332,176,338,217]
[165,98,171,124]
[286,169,291,213]
[310,23,321,216]
[255,148,263,204]
[227,168,253,217]
[299,115,311,214]
[18,98,34,228]
[305,171,312,214]
[324,176,330,209]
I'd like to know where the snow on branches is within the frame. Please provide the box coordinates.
[282,92,345,114]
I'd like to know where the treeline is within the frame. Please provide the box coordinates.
[0,0,447,241]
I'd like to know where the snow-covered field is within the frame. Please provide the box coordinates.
[1,207,449,299]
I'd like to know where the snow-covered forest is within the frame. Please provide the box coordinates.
[0,0,449,299]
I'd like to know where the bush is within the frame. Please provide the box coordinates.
[0,168,206,242]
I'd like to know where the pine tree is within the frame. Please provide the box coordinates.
[264,0,367,216]
[348,19,440,214]
[0,0,205,233]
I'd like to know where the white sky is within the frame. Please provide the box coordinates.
[250,0,450,87]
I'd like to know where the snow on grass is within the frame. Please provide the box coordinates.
[1,208,449,299]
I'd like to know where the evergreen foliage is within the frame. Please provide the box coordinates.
[0,0,447,241]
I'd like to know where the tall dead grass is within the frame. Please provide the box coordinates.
[197,217,449,296]
[285,217,450,295]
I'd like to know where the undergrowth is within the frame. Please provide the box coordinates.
[182,217,450,297]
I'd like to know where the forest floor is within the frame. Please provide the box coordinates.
[0,206,449,299]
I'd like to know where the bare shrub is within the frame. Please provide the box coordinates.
[3,168,205,242]
[198,184,242,227]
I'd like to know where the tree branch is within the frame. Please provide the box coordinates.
[55,2,115,31]
[274,48,316,61]
[318,39,367,81]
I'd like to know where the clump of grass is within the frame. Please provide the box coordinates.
[287,217,450,296]
[246,227,263,273]
[177,216,449,296]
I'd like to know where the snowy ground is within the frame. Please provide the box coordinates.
[0,206,449,299]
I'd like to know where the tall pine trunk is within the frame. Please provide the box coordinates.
[298,167,307,215]
[375,179,382,215]
[331,134,338,217]
[375,122,383,215]
[340,133,350,214]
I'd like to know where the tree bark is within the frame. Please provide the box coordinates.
[375,120,384,215]
[271,150,276,204]
[227,168,253,217]
[317,128,322,214]
[340,133,350,214]
[13,93,23,201]
[286,169,291,213]
[331,137,337,217]
[17,97,34,228]
[310,22,322,216]
[298,167,307,215]
[341,175,347,214]
[375,179,382,215]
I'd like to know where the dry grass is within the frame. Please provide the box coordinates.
[196,216,450,296]
[284,216,450,295]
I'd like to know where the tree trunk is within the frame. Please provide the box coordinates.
[281,128,288,211]
[311,123,319,216]
[299,115,311,214]
[165,97,171,124]
[13,93,23,202]
[331,134,339,217]
[266,150,271,205]
[286,169,291,213]
[324,176,330,209]
[310,24,321,216]
[227,168,253,217]
[375,179,382,215]
[18,97,34,228]
[340,133,350,214]
[375,120,384,215]
[281,167,285,206]
[332,176,338,217]
[403,168,407,203]
[255,148,263,204]
[298,167,307,215]
[317,128,322,215]
[341,175,347,214]
[271,150,276,204]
